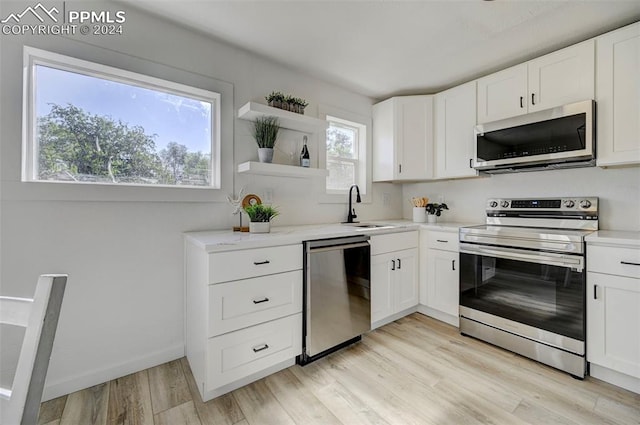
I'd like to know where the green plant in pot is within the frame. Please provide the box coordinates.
[265,91,285,108]
[244,204,279,233]
[252,116,280,163]
[425,203,448,223]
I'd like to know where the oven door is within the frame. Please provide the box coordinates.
[459,243,585,344]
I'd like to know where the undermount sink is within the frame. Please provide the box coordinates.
[343,223,396,230]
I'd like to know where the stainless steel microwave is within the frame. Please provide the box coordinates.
[474,100,595,173]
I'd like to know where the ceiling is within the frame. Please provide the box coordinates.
[123,1,640,100]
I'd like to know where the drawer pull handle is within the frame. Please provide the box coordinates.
[397,258,401,269]
[253,297,270,304]
[252,344,269,353]
[391,259,396,271]
[594,284,598,300]
[621,261,640,266]
[253,260,270,265]
[436,240,448,243]
[452,260,456,271]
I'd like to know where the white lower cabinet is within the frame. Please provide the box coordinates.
[586,234,640,394]
[185,240,303,401]
[419,228,460,327]
[370,231,419,328]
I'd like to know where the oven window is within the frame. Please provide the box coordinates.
[460,253,584,340]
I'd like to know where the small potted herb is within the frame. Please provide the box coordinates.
[425,203,449,223]
[244,204,279,233]
[252,116,280,163]
[296,97,309,115]
[265,91,285,108]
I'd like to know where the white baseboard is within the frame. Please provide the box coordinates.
[589,363,640,394]
[371,305,418,330]
[42,343,185,401]
[416,305,459,327]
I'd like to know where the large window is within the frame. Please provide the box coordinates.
[23,47,221,188]
[325,115,367,194]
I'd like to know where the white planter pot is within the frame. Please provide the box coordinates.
[427,214,437,223]
[257,148,274,163]
[249,222,270,233]
[412,207,426,223]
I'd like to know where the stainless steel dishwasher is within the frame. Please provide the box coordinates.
[299,235,371,365]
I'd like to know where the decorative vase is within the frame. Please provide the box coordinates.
[258,148,274,163]
[413,207,426,223]
[427,214,437,223]
[249,222,270,233]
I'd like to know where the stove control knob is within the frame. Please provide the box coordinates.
[564,200,575,208]
[500,200,510,208]
[489,200,498,208]
[579,200,592,209]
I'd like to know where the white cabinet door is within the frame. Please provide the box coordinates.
[395,248,419,313]
[371,252,395,323]
[477,63,528,123]
[371,248,419,326]
[372,96,433,181]
[528,40,595,112]
[425,248,459,318]
[395,96,434,180]
[596,23,640,166]
[435,81,478,179]
[587,272,640,379]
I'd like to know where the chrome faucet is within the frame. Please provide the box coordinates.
[344,184,361,223]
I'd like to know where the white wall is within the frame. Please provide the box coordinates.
[0,1,402,400]
[403,166,640,231]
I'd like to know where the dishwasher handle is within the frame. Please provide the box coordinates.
[308,241,370,254]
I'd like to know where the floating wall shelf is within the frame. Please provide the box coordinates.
[237,102,328,133]
[237,161,329,179]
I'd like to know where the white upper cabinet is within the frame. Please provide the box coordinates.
[477,63,528,123]
[373,96,434,181]
[435,81,479,179]
[477,40,595,123]
[596,22,640,167]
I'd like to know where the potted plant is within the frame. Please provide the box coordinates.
[252,116,280,163]
[296,97,309,115]
[265,91,285,109]
[244,204,279,233]
[425,202,449,223]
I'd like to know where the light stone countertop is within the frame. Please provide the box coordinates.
[185,220,479,253]
[585,230,640,247]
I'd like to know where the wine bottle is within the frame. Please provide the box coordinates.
[300,135,310,167]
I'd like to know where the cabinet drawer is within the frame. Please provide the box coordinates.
[587,245,640,278]
[206,314,302,390]
[426,230,459,252]
[370,231,418,255]
[209,244,302,284]
[208,270,302,337]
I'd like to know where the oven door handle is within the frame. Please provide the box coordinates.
[460,244,584,271]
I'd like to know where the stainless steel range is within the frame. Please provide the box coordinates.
[459,197,598,378]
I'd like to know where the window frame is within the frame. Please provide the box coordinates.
[318,105,372,203]
[22,46,222,189]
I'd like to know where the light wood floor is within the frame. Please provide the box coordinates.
[39,313,640,425]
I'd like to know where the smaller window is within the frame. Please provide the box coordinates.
[325,116,367,194]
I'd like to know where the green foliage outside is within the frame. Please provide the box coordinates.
[37,104,210,186]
